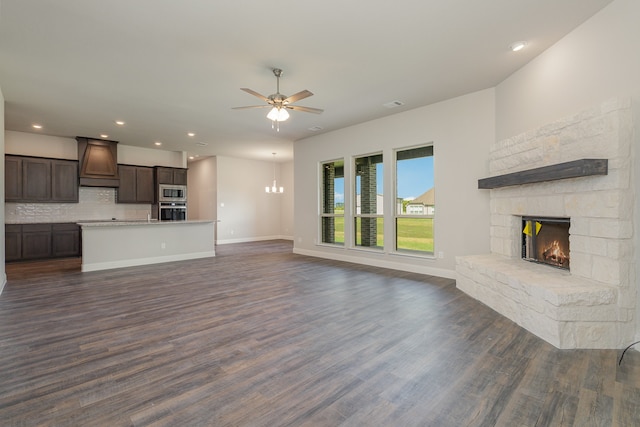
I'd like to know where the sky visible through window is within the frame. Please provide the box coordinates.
[333,156,433,205]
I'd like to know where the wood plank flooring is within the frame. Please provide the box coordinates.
[1,240,639,426]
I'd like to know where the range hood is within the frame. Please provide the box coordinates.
[77,137,120,187]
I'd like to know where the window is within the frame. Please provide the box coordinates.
[320,159,344,245]
[354,153,383,249]
[395,146,434,254]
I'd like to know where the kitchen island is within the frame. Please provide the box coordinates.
[78,220,215,272]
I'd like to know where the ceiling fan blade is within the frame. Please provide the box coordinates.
[232,105,272,110]
[240,88,269,102]
[287,105,324,114]
[284,90,313,104]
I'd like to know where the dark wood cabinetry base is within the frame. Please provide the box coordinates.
[5,223,81,262]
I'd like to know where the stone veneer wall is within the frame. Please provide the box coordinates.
[5,187,151,224]
[456,98,636,349]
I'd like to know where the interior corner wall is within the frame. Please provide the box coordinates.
[1,87,6,295]
[216,155,288,244]
[293,88,494,279]
[187,156,217,222]
[279,161,294,240]
[494,0,640,343]
[495,0,640,139]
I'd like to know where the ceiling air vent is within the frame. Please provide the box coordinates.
[383,100,405,108]
[196,142,208,146]
[308,126,323,132]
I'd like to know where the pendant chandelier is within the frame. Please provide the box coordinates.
[266,152,284,193]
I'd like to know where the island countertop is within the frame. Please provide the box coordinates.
[77,219,213,227]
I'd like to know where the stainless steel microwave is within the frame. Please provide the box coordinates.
[158,184,187,202]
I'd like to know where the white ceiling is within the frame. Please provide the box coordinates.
[0,0,613,162]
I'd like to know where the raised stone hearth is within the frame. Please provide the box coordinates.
[456,98,636,349]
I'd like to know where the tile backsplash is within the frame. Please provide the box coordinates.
[5,187,151,224]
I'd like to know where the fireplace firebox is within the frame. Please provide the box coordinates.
[522,217,570,270]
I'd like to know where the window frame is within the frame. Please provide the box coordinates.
[393,144,435,257]
[352,151,384,251]
[318,158,345,246]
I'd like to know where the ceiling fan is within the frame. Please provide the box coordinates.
[233,68,323,130]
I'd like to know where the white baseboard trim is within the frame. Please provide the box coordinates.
[81,251,216,272]
[292,247,456,280]
[217,235,293,245]
[0,273,6,295]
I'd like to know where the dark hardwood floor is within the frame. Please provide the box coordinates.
[1,240,639,426]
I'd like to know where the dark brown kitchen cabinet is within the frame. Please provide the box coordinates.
[22,158,51,202]
[5,156,22,202]
[117,165,155,203]
[51,223,81,258]
[5,223,81,262]
[52,159,80,202]
[22,224,52,260]
[4,155,79,203]
[5,224,22,261]
[155,167,187,186]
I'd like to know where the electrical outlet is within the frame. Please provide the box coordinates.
[161,242,166,249]
[438,251,444,259]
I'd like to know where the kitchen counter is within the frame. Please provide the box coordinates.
[78,220,215,272]
[77,219,211,227]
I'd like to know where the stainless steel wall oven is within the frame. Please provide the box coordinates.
[158,184,187,220]
[159,202,187,221]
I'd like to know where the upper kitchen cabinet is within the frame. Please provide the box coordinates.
[5,156,23,202]
[23,157,51,201]
[4,155,79,203]
[52,159,80,202]
[155,167,187,186]
[117,164,155,204]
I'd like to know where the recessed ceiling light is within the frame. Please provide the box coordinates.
[115,120,125,126]
[510,41,527,52]
[100,134,109,138]
[188,156,195,160]
[187,132,195,137]
[154,141,162,146]
[32,124,43,129]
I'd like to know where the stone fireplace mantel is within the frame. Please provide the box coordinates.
[456,98,635,349]
[477,158,608,189]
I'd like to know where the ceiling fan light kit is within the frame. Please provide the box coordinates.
[267,106,290,121]
[234,68,323,131]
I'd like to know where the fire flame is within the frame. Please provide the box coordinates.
[542,240,569,266]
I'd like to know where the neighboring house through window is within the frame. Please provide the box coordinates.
[395,145,434,255]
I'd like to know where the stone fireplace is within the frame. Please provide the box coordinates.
[456,98,636,349]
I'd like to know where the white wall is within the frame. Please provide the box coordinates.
[495,0,640,345]
[293,89,494,279]
[495,0,640,139]
[280,161,294,240]
[187,157,217,221]
[5,130,185,167]
[5,131,76,159]
[216,155,292,244]
[0,87,6,295]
